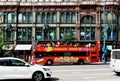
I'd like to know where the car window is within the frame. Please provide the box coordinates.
[0,59,9,66]
[9,59,26,66]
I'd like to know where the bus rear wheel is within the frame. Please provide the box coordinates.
[46,60,53,65]
[78,59,84,65]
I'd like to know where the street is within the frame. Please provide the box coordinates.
[47,63,120,81]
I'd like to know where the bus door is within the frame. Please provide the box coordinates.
[90,51,99,62]
[63,52,71,64]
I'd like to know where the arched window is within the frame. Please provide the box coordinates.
[66,12,70,23]
[53,12,56,23]
[8,13,12,23]
[47,12,51,23]
[61,12,65,23]
[36,13,41,23]
[42,13,45,23]
[18,13,22,23]
[107,13,112,23]
[101,13,104,23]
[28,13,32,23]
[23,13,27,23]
[80,15,96,40]
[71,12,76,23]
[81,15,95,24]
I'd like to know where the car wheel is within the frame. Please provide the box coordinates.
[115,72,120,76]
[78,59,84,65]
[46,60,53,65]
[32,72,44,81]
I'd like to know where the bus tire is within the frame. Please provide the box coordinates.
[46,60,53,65]
[77,59,84,65]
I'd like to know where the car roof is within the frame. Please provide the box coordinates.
[0,57,20,60]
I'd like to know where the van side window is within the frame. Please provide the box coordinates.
[113,51,120,59]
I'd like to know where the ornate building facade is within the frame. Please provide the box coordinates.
[0,0,120,54]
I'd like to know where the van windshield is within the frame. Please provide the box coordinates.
[112,51,120,59]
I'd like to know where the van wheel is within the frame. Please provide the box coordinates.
[46,60,53,65]
[78,59,84,65]
[32,72,44,81]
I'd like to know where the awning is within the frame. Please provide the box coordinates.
[15,44,32,50]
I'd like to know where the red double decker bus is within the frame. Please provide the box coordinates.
[32,41,100,65]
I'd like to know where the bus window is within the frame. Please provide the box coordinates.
[92,52,96,54]
[72,52,89,56]
[64,52,71,56]
[34,52,43,58]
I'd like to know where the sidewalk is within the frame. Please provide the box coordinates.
[91,61,110,65]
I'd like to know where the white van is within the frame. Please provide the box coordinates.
[110,49,120,75]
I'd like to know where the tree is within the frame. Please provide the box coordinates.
[0,29,5,55]
[61,29,76,41]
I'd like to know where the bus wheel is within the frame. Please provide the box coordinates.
[46,60,53,65]
[78,59,84,65]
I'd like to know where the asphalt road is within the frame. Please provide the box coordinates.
[47,63,120,81]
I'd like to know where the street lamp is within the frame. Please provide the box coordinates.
[31,0,35,64]
[101,0,106,63]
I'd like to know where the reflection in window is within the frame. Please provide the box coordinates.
[61,12,65,23]
[66,12,70,23]
[60,27,75,39]
[60,12,76,23]
[8,13,12,23]
[3,25,14,41]
[81,15,95,24]
[28,13,32,23]
[36,28,42,40]
[18,13,22,23]
[71,12,76,23]
[53,12,57,23]
[17,27,32,41]
[80,27,95,40]
[36,13,42,23]
[47,13,51,23]
[42,13,45,23]
[49,27,56,40]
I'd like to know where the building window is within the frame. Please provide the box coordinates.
[18,12,28,23]
[8,13,12,23]
[17,27,32,41]
[36,27,56,40]
[47,12,51,23]
[60,12,66,23]
[49,27,56,40]
[100,11,118,41]
[3,12,15,23]
[71,12,76,23]
[18,13,22,23]
[80,27,95,40]
[52,12,57,23]
[36,13,42,23]
[60,27,75,40]
[42,13,45,23]
[28,13,32,23]
[66,12,71,23]
[36,28,42,40]
[3,24,14,41]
